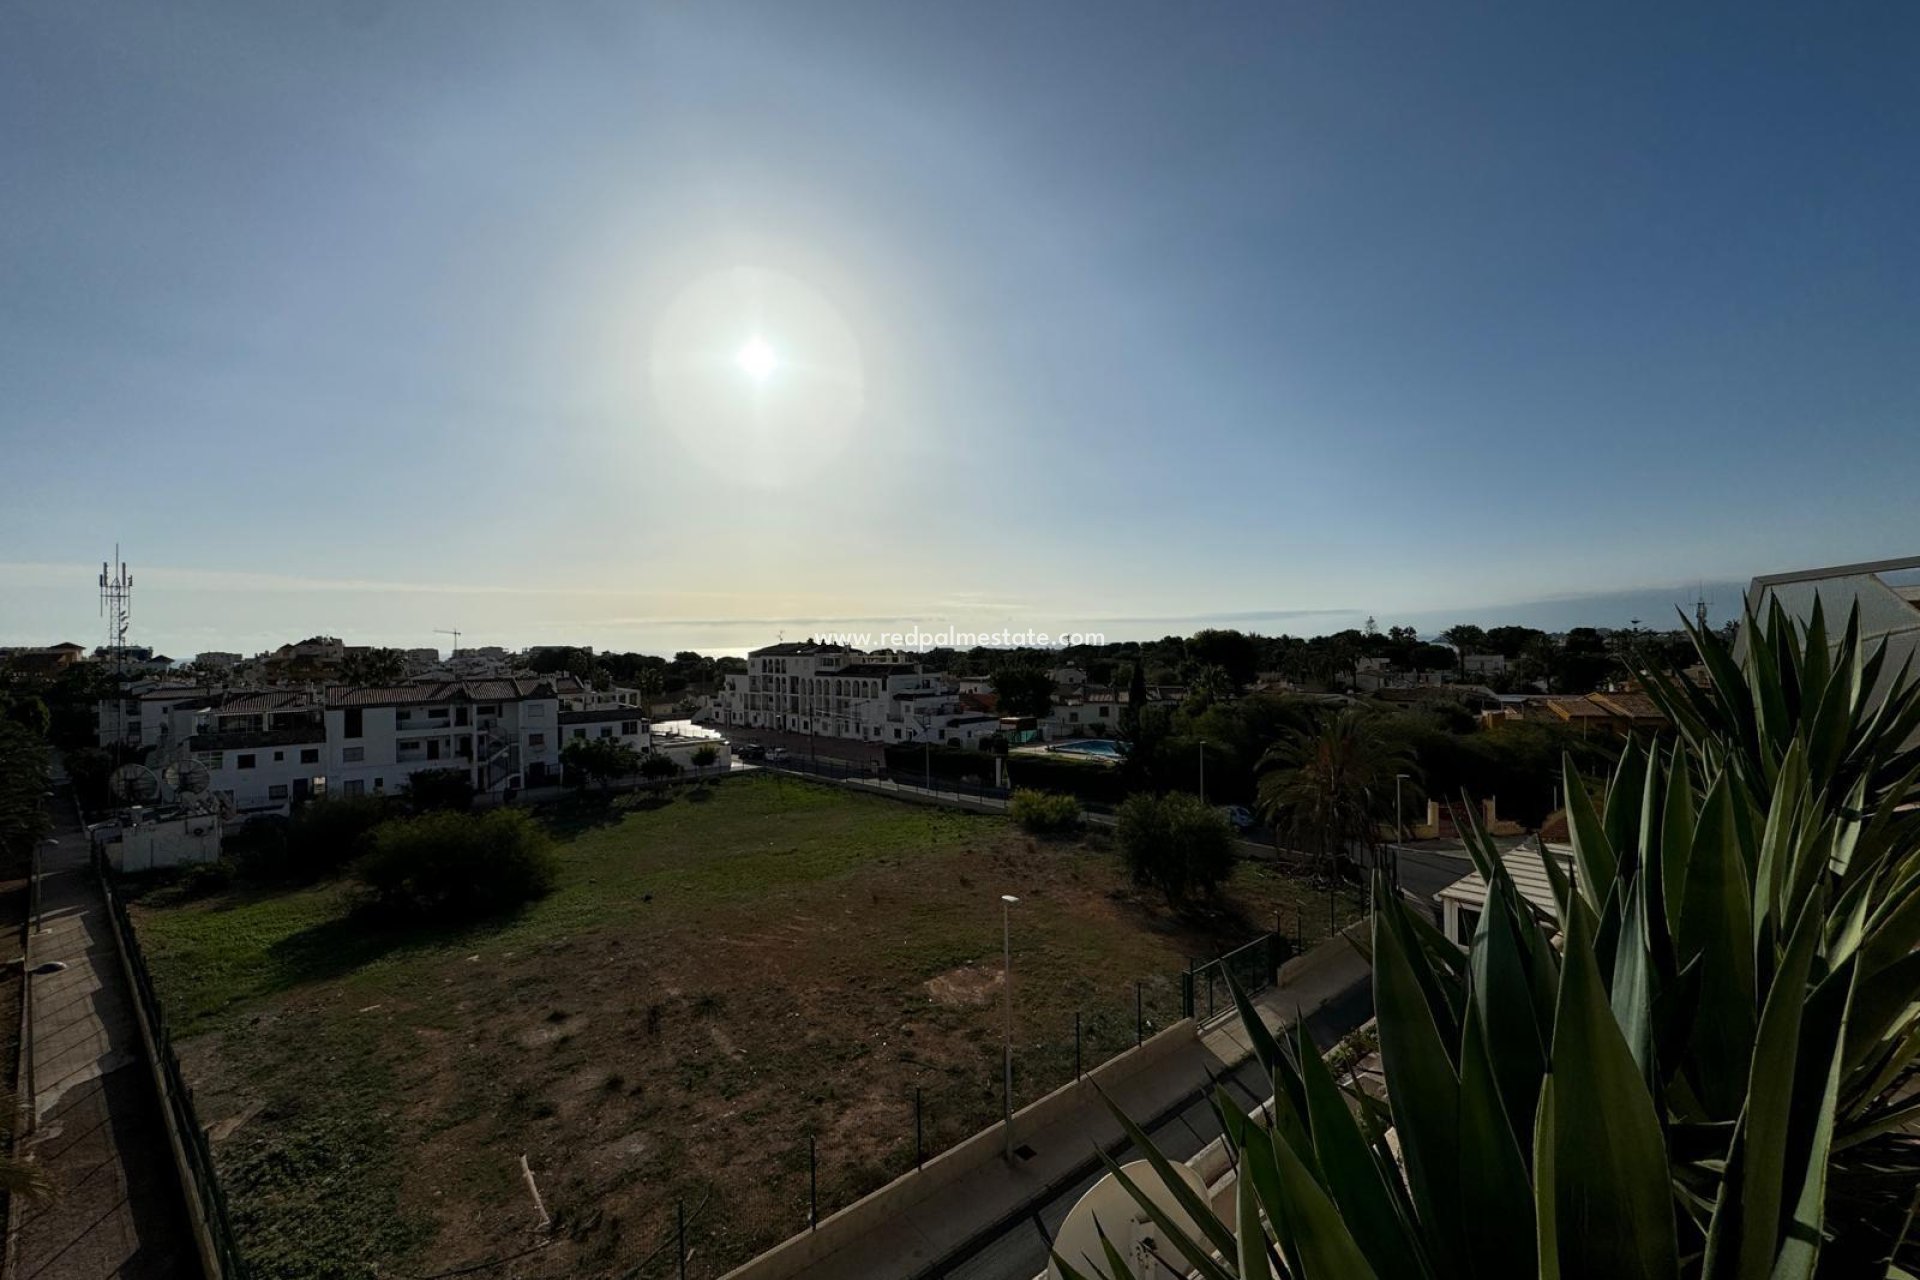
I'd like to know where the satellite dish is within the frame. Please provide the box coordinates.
[171,761,210,793]
[109,764,160,804]
[1049,1159,1210,1280]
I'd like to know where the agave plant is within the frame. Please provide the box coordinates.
[1055,603,1920,1279]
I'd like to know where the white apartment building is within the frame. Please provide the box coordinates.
[181,691,329,814]
[717,643,991,745]
[324,678,570,798]
[558,707,649,754]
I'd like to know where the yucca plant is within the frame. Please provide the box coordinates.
[1055,602,1920,1280]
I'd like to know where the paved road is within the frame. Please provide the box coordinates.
[12,799,196,1280]
[933,976,1374,1280]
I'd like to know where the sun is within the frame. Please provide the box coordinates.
[735,337,778,382]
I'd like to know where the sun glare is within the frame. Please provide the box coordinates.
[735,337,778,381]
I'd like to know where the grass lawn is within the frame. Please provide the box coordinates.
[133,774,1361,1279]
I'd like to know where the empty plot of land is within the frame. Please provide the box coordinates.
[129,775,1357,1279]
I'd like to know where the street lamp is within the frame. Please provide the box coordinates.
[1001,893,1019,1161]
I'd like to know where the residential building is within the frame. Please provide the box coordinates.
[558,707,649,755]
[324,678,569,798]
[716,642,987,744]
[194,651,243,669]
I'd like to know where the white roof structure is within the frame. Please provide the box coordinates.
[1744,557,1920,715]
[1433,840,1577,922]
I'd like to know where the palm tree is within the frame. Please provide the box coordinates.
[1255,709,1412,882]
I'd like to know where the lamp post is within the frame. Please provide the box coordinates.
[1393,771,1411,894]
[1001,893,1019,1161]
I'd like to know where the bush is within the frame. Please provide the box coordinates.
[639,753,680,782]
[1115,791,1234,901]
[691,744,719,769]
[353,808,556,922]
[1009,788,1082,835]
[283,794,392,880]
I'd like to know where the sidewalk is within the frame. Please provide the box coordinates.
[10,808,192,1280]
[721,927,1371,1280]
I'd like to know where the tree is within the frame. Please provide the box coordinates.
[1188,629,1260,688]
[354,808,556,922]
[639,752,681,784]
[1121,659,1148,738]
[560,736,639,791]
[339,647,406,686]
[1255,708,1412,881]
[691,744,719,773]
[992,666,1054,718]
[403,767,473,812]
[1441,623,1487,674]
[1055,600,1920,1280]
[1114,792,1234,902]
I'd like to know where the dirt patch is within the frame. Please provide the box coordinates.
[924,964,1004,1006]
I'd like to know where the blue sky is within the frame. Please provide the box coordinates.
[3,3,1916,656]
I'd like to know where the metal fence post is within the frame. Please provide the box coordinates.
[808,1132,817,1231]
[1074,1012,1082,1080]
[677,1199,686,1280]
[914,1088,923,1170]
[1135,981,1143,1045]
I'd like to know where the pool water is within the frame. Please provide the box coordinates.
[1049,738,1126,759]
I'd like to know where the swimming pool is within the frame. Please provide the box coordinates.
[1048,738,1126,759]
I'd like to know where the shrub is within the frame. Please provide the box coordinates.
[1009,788,1082,835]
[403,767,474,813]
[353,808,556,922]
[1115,791,1234,901]
[561,736,639,790]
[282,793,391,880]
[639,753,680,782]
[691,744,719,769]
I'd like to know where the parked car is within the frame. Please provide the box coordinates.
[1218,804,1256,832]
[734,743,766,761]
[764,746,790,762]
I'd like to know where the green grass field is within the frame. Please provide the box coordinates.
[133,775,1361,1279]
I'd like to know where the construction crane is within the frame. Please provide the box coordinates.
[435,628,462,656]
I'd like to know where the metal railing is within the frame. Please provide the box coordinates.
[94,848,249,1279]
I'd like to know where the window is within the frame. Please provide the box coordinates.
[528,733,545,748]
[268,784,289,801]
[273,751,284,762]
[342,746,365,763]
[479,705,499,716]
[344,708,363,738]
[622,721,639,736]
[572,728,586,740]
[237,754,256,770]
[374,778,385,792]
[599,727,613,738]
[344,779,365,797]
[300,748,319,764]
[529,703,546,720]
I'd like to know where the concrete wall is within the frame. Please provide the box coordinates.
[718,1016,1200,1280]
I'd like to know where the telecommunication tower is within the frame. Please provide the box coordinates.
[99,547,133,748]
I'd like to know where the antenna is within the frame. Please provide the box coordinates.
[435,628,462,656]
[99,546,134,746]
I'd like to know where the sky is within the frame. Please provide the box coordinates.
[3,3,1916,658]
